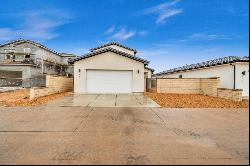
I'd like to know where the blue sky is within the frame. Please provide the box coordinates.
[0,0,249,72]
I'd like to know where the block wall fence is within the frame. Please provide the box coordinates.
[156,78,243,101]
[30,75,73,99]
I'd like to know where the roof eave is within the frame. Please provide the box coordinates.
[70,48,148,65]
[155,57,249,75]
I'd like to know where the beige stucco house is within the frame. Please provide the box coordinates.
[155,56,249,97]
[69,42,154,94]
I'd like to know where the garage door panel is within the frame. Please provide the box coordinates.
[86,70,132,93]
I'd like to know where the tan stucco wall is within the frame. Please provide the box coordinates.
[73,52,145,94]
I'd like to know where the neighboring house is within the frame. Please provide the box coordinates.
[60,53,76,77]
[155,56,249,97]
[69,42,154,94]
[0,38,76,87]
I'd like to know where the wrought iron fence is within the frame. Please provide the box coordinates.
[0,78,22,87]
[0,75,46,87]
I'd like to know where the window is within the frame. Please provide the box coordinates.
[25,55,30,59]
[5,54,11,59]
[179,75,183,78]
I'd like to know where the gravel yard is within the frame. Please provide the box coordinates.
[145,92,249,108]
[1,90,248,108]
[0,89,71,107]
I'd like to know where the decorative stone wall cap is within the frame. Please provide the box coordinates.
[218,88,243,91]
[207,77,220,79]
[157,77,217,79]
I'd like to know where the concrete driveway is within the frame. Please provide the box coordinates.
[0,105,248,165]
[45,94,160,107]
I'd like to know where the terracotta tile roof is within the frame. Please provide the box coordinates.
[90,42,137,53]
[0,38,62,56]
[156,56,249,76]
[69,47,149,64]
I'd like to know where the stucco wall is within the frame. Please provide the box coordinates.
[235,63,249,97]
[74,52,145,94]
[144,69,152,78]
[158,63,249,97]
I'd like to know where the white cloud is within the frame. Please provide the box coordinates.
[104,26,148,41]
[158,33,241,45]
[143,0,183,24]
[138,30,148,37]
[105,25,116,34]
[156,9,183,24]
[144,0,180,13]
[0,9,74,42]
[187,33,239,41]
[110,28,136,41]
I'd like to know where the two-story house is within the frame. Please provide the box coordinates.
[0,38,76,87]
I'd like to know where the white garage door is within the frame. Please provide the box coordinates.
[86,70,132,93]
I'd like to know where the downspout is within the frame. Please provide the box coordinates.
[230,63,236,89]
[233,64,236,89]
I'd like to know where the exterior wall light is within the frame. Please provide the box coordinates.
[137,69,140,74]
[242,71,246,75]
[78,69,81,78]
